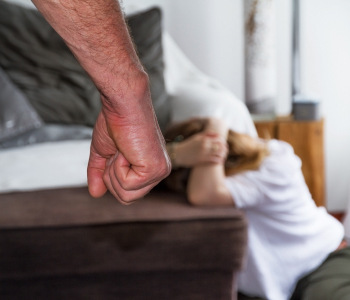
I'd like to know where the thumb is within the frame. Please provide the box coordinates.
[87,149,108,198]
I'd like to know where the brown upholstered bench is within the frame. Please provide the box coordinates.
[0,187,247,300]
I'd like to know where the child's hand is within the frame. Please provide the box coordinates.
[173,132,228,167]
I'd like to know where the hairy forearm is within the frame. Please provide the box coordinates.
[32,0,171,202]
[32,0,145,106]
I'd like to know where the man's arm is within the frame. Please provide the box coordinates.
[31,0,171,204]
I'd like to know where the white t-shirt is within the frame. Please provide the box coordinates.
[225,140,344,300]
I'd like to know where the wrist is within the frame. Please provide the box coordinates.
[205,119,228,139]
[101,69,150,115]
[104,67,149,98]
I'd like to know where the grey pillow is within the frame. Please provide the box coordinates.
[127,7,170,131]
[0,67,43,142]
[0,2,169,131]
[0,124,93,149]
[0,0,101,127]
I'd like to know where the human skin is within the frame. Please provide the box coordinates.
[187,119,233,206]
[168,118,233,206]
[31,0,171,204]
[167,131,228,168]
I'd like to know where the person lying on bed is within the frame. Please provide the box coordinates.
[163,117,348,300]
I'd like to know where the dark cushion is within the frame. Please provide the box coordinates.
[0,0,100,126]
[0,66,43,142]
[0,188,246,230]
[1,271,238,300]
[0,188,247,300]
[127,7,169,131]
[0,188,247,270]
[238,293,266,300]
[0,2,168,130]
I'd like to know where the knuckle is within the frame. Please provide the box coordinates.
[118,177,138,191]
[119,194,138,205]
[153,157,171,179]
[116,187,143,204]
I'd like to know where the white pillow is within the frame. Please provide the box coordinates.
[162,32,257,137]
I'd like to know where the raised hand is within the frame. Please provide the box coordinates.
[32,0,171,204]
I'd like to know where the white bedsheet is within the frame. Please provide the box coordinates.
[0,140,90,193]
[162,32,257,137]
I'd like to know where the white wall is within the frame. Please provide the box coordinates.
[124,0,245,100]
[10,0,350,211]
[301,0,350,211]
[124,0,293,115]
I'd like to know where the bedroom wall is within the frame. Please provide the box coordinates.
[7,0,350,212]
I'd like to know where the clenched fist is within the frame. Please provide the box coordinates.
[87,78,171,204]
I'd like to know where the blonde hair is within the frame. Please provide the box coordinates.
[163,118,269,192]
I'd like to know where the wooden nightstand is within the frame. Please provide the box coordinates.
[254,117,325,207]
